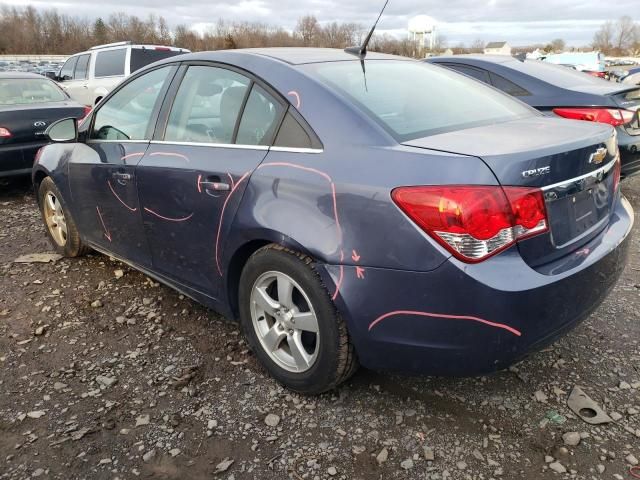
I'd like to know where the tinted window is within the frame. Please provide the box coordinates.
[447,64,490,83]
[165,66,250,144]
[274,112,314,149]
[95,49,126,78]
[501,59,609,88]
[236,85,284,146]
[130,48,184,73]
[489,73,530,96]
[74,54,91,80]
[92,66,171,141]
[309,61,534,141]
[0,78,66,105]
[59,56,78,81]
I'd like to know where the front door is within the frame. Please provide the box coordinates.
[62,54,92,106]
[68,65,177,267]
[136,64,285,299]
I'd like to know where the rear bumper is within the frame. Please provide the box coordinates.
[0,141,46,178]
[325,195,633,376]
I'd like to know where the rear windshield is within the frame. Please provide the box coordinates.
[0,78,66,105]
[504,60,608,88]
[307,60,534,141]
[130,48,184,73]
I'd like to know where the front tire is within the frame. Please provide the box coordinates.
[239,245,358,394]
[38,177,89,257]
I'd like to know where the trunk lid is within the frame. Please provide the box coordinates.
[0,102,85,146]
[403,117,618,267]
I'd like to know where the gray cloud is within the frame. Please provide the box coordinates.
[4,0,638,45]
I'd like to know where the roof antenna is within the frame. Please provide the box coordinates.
[345,0,390,91]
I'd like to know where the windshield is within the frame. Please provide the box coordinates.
[506,60,610,88]
[307,60,535,141]
[0,78,66,105]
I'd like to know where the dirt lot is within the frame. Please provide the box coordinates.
[1,176,639,480]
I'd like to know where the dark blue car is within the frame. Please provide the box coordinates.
[427,55,640,178]
[33,48,633,393]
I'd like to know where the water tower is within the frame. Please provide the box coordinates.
[408,15,437,51]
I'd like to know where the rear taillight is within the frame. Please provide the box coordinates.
[0,127,11,138]
[553,107,635,127]
[34,147,44,164]
[585,71,606,78]
[81,106,92,120]
[392,185,549,263]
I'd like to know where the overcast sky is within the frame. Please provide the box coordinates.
[3,0,638,46]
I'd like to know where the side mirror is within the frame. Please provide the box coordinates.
[46,118,78,143]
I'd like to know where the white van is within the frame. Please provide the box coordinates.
[57,42,190,106]
[543,52,606,74]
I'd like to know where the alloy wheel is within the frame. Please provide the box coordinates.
[43,191,68,247]
[250,271,320,373]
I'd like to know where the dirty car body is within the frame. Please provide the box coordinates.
[33,48,633,378]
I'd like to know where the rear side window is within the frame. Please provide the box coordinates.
[489,73,530,97]
[130,48,184,73]
[165,66,250,144]
[59,56,78,81]
[236,85,284,146]
[95,49,126,78]
[274,112,314,149]
[91,66,172,141]
[74,54,91,80]
[309,61,534,141]
[447,64,490,83]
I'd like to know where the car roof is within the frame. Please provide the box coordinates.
[167,48,407,66]
[0,72,49,80]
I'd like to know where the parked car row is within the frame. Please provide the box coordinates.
[28,47,633,393]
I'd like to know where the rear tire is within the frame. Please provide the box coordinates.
[238,244,358,394]
[38,177,89,257]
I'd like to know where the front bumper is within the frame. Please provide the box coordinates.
[324,195,634,376]
[0,141,46,178]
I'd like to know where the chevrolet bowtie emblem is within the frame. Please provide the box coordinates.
[588,147,607,165]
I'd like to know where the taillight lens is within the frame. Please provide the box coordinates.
[80,106,92,120]
[392,185,549,263]
[0,127,11,138]
[553,107,635,127]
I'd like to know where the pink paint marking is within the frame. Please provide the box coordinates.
[96,206,111,242]
[150,151,190,163]
[356,266,366,279]
[120,152,145,163]
[368,310,522,337]
[215,170,253,275]
[107,180,137,212]
[197,174,203,193]
[227,173,235,190]
[287,90,301,109]
[332,251,345,301]
[144,207,194,223]
[352,250,361,262]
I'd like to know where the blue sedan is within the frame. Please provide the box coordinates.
[33,48,633,393]
[427,55,640,178]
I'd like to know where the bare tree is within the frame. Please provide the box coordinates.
[296,15,320,46]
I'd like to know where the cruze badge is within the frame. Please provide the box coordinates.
[588,147,607,165]
[521,166,550,178]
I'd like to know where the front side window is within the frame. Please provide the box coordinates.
[59,56,78,81]
[95,48,126,78]
[236,85,284,146]
[74,54,91,80]
[165,66,250,144]
[309,61,535,141]
[0,79,66,105]
[91,66,172,141]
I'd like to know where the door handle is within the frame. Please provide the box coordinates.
[200,175,230,192]
[112,172,133,185]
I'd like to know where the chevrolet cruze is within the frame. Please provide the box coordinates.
[33,49,633,393]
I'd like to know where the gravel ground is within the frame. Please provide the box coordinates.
[1,176,639,480]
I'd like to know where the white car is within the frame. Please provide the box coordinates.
[57,42,189,106]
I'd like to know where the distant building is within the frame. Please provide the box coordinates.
[484,42,512,56]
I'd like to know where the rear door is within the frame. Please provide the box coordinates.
[63,54,91,106]
[136,63,285,299]
[68,65,177,266]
